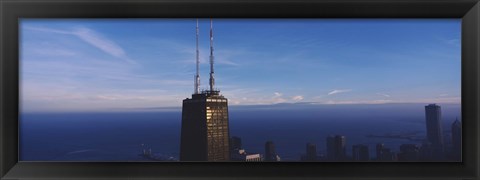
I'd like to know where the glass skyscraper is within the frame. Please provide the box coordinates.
[180,91,230,161]
[265,141,280,161]
[179,19,230,161]
[305,143,317,161]
[425,104,444,159]
[326,135,346,161]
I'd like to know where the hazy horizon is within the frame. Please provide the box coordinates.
[20,102,462,113]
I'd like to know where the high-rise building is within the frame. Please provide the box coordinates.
[265,141,280,161]
[305,143,317,161]
[375,143,396,161]
[376,143,384,161]
[180,19,230,161]
[380,148,397,161]
[397,144,420,161]
[230,136,242,153]
[425,104,444,158]
[352,144,369,161]
[451,119,462,161]
[326,135,346,161]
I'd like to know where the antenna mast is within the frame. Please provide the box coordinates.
[194,19,200,94]
[209,18,215,92]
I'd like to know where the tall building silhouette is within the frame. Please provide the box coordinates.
[451,118,461,161]
[397,144,419,161]
[352,144,369,161]
[265,141,280,161]
[305,143,317,161]
[425,104,444,159]
[375,143,384,161]
[180,19,230,161]
[230,136,242,153]
[376,143,397,161]
[326,135,346,161]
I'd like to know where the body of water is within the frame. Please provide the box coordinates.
[19,103,461,161]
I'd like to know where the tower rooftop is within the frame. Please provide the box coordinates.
[187,89,225,100]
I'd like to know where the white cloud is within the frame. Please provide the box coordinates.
[72,27,135,64]
[328,89,352,95]
[217,59,239,66]
[324,99,392,105]
[21,81,185,112]
[292,95,304,101]
[377,93,391,98]
[215,49,243,66]
[274,92,282,97]
[25,26,136,64]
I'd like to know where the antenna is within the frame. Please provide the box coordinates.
[209,18,215,92]
[194,19,200,94]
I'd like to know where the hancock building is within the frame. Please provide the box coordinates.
[180,19,230,161]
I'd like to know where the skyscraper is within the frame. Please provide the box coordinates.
[352,144,369,161]
[305,143,317,161]
[375,143,397,161]
[379,148,397,161]
[451,118,461,161]
[397,144,420,161]
[425,104,444,158]
[376,143,384,161]
[326,135,346,161]
[265,141,280,161]
[180,19,230,161]
[230,136,242,153]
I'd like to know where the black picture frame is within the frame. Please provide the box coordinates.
[1,0,479,179]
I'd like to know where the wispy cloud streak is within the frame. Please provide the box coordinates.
[377,93,391,98]
[25,26,136,64]
[328,89,352,95]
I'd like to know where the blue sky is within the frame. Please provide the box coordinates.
[20,19,461,112]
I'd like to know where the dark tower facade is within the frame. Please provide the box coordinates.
[326,135,346,161]
[180,19,230,161]
[180,92,229,161]
[397,144,420,161]
[352,144,369,161]
[265,141,279,161]
[425,104,444,158]
[230,136,242,153]
[376,143,384,160]
[305,143,317,161]
[451,119,461,161]
[425,104,444,147]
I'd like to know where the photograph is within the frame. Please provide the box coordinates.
[19,18,461,162]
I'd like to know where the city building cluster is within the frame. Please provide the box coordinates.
[227,104,461,162]
[331,104,461,162]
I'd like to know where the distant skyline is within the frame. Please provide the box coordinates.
[20,19,461,112]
